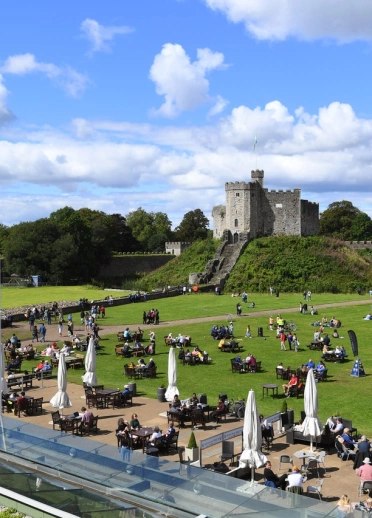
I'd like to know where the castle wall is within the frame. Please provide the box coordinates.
[212,170,319,239]
[301,200,320,236]
[225,182,252,240]
[165,242,192,256]
[262,189,301,235]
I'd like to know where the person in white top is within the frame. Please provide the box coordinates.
[287,466,303,488]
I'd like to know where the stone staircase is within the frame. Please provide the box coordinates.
[194,233,249,288]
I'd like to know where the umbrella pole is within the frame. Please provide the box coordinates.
[309,437,313,453]
[250,466,255,486]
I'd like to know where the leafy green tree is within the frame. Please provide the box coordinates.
[350,212,372,241]
[174,209,209,241]
[110,213,139,252]
[126,208,172,251]
[319,201,361,240]
[0,224,9,255]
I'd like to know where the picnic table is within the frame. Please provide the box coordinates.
[131,427,155,453]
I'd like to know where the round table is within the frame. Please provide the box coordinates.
[262,384,279,398]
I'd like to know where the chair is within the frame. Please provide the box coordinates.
[314,451,327,474]
[304,458,319,478]
[307,479,324,499]
[220,441,235,465]
[278,454,293,472]
[52,411,62,430]
[192,410,206,429]
[168,431,179,452]
[358,480,372,498]
[14,398,30,417]
[167,410,183,429]
[231,359,242,374]
[32,397,43,415]
[335,440,355,462]
[343,419,358,439]
[93,385,104,392]
[61,419,77,434]
[287,486,303,495]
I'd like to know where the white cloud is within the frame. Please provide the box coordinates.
[149,43,226,117]
[208,95,229,118]
[3,98,372,226]
[204,0,372,42]
[0,74,15,123]
[0,53,89,97]
[80,18,135,54]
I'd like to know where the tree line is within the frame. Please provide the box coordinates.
[0,200,371,284]
[0,207,210,284]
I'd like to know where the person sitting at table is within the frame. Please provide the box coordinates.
[123,328,132,341]
[133,339,142,351]
[7,391,19,412]
[293,419,304,432]
[264,461,287,490]
[147,358,156,371]
[137,358,147,369]
[60,343,71,356]
[211,398,226,423]
[322,344,330,357]
[315,361,327,380]
[357,435,371,454]
[130,413,141,430]
[121,385,132,404]
[170,395,186,426]
[282,373,298,396]
[287,466,303,490]
[41,345,53,357]
[34,359,45,373]
[80,406,94,424]
[329,417,344,436]
[117,417,129,433]
[342,428,357,450]
[190,393,199,407]
[148,425,162,446]
[247,354,257,371]
[313,329,321,343]
[7,355,22,373]
[305,359,315,370]
[165,422,176,436]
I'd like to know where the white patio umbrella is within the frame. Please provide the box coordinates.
[239,389,267,483]
[302,368,323,453]
[50,354,72,414]
[82,337,97,387]
[165,346,179,402]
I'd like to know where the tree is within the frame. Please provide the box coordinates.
[126,208,172,251]
[319,201,362,240]
[350,212,372,241]
[174,209,209,241]
[0,224,9,255]
[110,214,139,252]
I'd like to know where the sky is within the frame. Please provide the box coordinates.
[1,0,372,229]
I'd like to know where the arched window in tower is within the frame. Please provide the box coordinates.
[235,219,238,228]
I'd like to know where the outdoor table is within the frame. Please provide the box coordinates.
[95,389,120,408]
[262,384,279,398]
[293,449,319,470]
[60,414,82,434]
[131,427,155,453]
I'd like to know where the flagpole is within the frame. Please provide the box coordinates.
[253,135,258,169]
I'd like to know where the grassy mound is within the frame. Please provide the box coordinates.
[224,236,372,293]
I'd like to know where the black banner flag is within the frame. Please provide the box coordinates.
[348,330,359,357]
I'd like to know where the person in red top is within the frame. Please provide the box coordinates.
[282,374,298,396]
[280,331,287,351]
[35,360,45,372]
[100,306,105,318]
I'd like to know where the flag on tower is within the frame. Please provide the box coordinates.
[253,135,257,151]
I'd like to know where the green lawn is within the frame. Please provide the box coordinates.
[2,288,372,434]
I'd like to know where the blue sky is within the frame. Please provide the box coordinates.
[1,0,372,228]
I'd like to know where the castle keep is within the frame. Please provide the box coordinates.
[212,170,319,243]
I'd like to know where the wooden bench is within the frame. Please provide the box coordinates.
[68,357,84,369]
[131,347,145,357]
[117,332,124,342]
[220,343,243,353]
[7,374,34,390]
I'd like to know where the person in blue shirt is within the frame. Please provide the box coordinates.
[341,428,357,450]
[121,385,131,404]
[306,359,315,369]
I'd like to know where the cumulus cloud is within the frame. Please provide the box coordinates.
[0,74,15,123]
[204,0,372,42]
[149,43,226,117]
[208,95,229,118]
[80,18,135,54]
[3,98,372,226]
[0,53,89,97]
